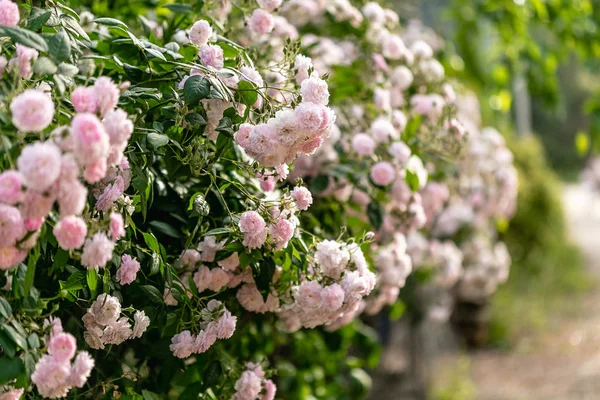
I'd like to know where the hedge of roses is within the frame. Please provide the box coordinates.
[0,1,517,399]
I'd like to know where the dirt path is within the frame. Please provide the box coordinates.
[461,184,600,400]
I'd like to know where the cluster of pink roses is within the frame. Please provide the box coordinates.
[82,294,150,350]
[0,77,133,271]
[278,242,376,331]
[169,300,236,358]
[232,362,276,400]
[31,318,94,399]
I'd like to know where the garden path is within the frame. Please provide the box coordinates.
[461,183,600,399]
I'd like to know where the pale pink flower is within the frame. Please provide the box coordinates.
[16,141,61,192]
[0,0,19,27]
[234,370,262,399]
[236,284,279,313]
[301,75,329,105]
[189,20,212,46]
[93,77,120,116]
[0,170,23,204]
[109,212,125,240]
[320,283,345,310]
[262,379,277,400]
[68,351,94,388]
[198,44,224,69]
[314,240,350,279]
[0,388,24,400]
[47,332,77,362]
[81,232,115,270]
[116,254,140,285]
[215,310,237,339]
[370,161,396,186]
[391,66,413,90]
[83,158,107,183]
[24,217,44,231]
[10,89,54,132]
[180,249,201,268]
[90,294,121,325]
[95,175,125,211]
[193,324,217,353]
[294,102,326,134]
[239,211,268,249]
[352,133,376,156]
[102,316,132,345]
[381,34,408,60]
[234,123,253,149]
[249,9,274,35]
[131,310,150,338]
[53,216,87,250]
[197,235,223,262]
[295,280,323,309]
[20,189,54,220]
[9,45,38,79]
[71,86,97,113]
[218,252,240,272]
[388,141,411,164]
[270,218,294,246]
[57,179,87,217]
[290,186,312,210]
[208,268,230,292]
[257,0,282,11]
[71,113,110,165]
[0,246,26,270]
[31,355,71,398]
[193,265,212,292]
[103,108,133,145]
[370,117,397,143]
[0,204,24,247]
[170,330,195,358]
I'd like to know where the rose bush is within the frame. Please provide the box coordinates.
[0,1,517,399]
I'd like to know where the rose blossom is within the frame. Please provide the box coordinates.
[47,332,77,362]
[0,170,23,204]
[71,113,110,164]
[10,89,55,132]
[189,20,212,46]
[352,133,376,156]
[71,86,97,113]
[170,330,195,358]
[81,232,115,270]
[109,212,125,240]
[290,186,313,210]
[370,161,396,186]
[0,0,19,27]
[9,44,38,79]
[131,310,150,338]
[300,75,329,105]
[249,9,274,35]
[239,211,268,249]
[16,141,62,192]
[116,254,140,285]
[93,77,120,116]
[53,216,87,250]
[68,352,94,388]
[0,246,26,270]
[199,44,224,69]
[0,388,24,400]
[257,0,282,11]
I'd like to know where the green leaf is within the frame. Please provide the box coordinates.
[162,3,194,14]
[403,115,422,141]
[142,232,159,252]
[217,42,240,58]
[405,170,420,191]
[0,357,24,385]
[33,56,58,75]
[178,382,204,400]
[253,258,276,302]
[203,361,222,388]
[2,325,27,351]
[311,174,330,194]
[48,29,71,63]
[93,17,128,28]
[0,330,16,357]
[367,202,383,230]
[27,333,40,349]
[141,285,163,304]
[142,390,163,400]
[27,8,51,31]
[51,249,69,274]
[203,228,232,237]
[23,245,39,296]
[87,269,98,295]
[0,27,48,52]
[183,75,210,107]
[147,132,170,149]
[0,297,11,319]
[236,80,258,106]
[149,221,182,239]
[184,112,207,127]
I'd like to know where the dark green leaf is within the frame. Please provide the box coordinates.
[0,330,16,357]
[311,174,330,193]
[0,27,48,52]
[149,221,182,238]
[143,232,159,252]
[141,285,163,304]
[0,297,11,319]
[178,382,204,400]
[48,29,71,63]
[163,3,194,14]
[184,112,207,127]
[2,325,27,350]
[142,390,163,400]
[253,258,276,302]
[0,357,24,385]
[27,333,40,349]
[405,170,420,191]
[183,75,210,107]
[367,202,384,230]
[87,269,98,295]
[203,228,232,236]
[27,8,51,31]
[23,246,39,296]
[203,361,222,388]
[236,80,258,106]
